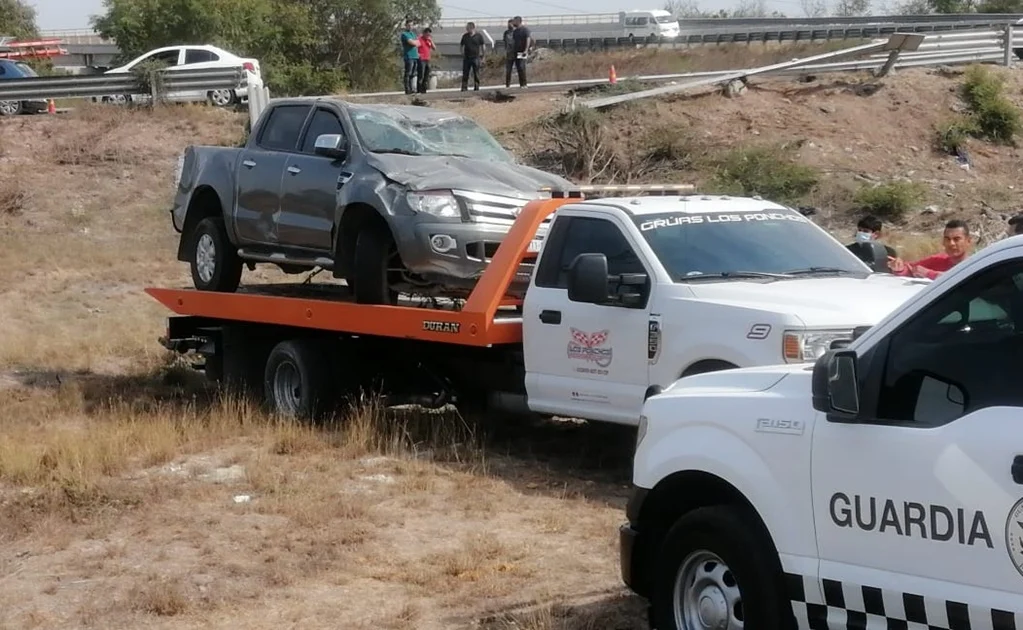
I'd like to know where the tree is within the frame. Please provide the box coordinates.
[0,0,38,39]
[801,0,831,17]
[834,0,870,15]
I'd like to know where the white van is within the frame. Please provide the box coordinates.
[618,10,680,39]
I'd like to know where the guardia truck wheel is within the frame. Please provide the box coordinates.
[650,505,790,630]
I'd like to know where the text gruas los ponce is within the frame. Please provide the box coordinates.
[829,492,993,548]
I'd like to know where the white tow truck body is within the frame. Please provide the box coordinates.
[521,194,928,426]
[622,234,1023,629]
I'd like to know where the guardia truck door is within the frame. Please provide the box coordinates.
[810,256,1023,621]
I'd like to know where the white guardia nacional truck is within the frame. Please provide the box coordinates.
[620,234,1023,629]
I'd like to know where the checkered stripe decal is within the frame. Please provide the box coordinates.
[785,572,1023,630]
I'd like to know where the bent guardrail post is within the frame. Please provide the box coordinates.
[1004,23,1016,66]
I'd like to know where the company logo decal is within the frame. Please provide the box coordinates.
[567,328,613,373]
[423,320,460,334]
[1006,498,1023,576]
[648,317,662,364]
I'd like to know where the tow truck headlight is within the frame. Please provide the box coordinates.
[407,191,461,219]
[782,329,854,363]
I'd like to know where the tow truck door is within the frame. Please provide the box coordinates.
[810,257,1023,619]
[523,212,653,424]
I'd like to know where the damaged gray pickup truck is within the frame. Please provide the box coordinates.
[170,97,573,303]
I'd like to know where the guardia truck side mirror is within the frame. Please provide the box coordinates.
[811,349,860,419]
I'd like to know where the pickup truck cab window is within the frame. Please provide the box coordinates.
[299,108,346,154]
[535,216,647,289]
[633,208,867,281]
[258,104,312,152]
[875,260,1023,426]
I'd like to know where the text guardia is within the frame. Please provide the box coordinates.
[829,492,992,548]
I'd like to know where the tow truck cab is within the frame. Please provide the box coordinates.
[622,234,1023,629]
[154,187,925,425]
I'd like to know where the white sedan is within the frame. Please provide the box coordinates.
[98,44,262,107]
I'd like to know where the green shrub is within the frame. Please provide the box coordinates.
[853,180,926,221]
[934,116,979,154]
[710,145,819,203]
[262,61,346,98]
[955,65,1021,145]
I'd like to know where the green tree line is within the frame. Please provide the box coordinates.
[2,0,440,95]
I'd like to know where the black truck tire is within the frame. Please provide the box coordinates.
[263,339,334,420]
[649,505,792,630]
[352,226,398,305]
[189,216,243,292]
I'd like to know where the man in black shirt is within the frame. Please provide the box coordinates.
[502,19,516,89]
[508,15,532,88]
[846,214,897,273]
[459,22,485,91]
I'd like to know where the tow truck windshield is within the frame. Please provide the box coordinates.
[634,208,869,282]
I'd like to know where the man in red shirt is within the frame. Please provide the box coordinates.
[416,27,435,94]
[888,219,973,280]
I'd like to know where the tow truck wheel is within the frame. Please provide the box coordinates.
[190,216,243,292]
[650,505,790,630]
[263,339,333,420]
[352,226,399,305]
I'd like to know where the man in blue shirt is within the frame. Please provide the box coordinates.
[399,19,420,94]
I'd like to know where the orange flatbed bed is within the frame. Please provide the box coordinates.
[146,195,578,347]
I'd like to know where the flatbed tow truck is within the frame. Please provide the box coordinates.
[151,185,926,422]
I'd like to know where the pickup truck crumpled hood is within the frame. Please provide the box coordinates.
[687,274,928,328]
[662,363,805,396]
[365,153,573,198]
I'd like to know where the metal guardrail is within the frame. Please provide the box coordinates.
[347,27,1019,102]
[0,66,249,101]
[430,12,1023,28]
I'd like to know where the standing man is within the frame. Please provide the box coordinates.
[502,19,517,88]
[416,27,435,94]
[889,219,973,280]
[509,15,533,88]
[459,22,485,92]
[399,19,420,95]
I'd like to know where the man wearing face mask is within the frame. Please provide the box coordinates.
[846,215,896,272]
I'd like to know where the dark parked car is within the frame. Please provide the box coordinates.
[0,59,48,116]
[171,97,573,303]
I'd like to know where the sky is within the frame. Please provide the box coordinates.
[30,0,809,31]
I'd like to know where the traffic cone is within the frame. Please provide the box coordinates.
[47,99,55,114]
[609,65,617,84]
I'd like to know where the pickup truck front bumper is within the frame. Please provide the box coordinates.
[620,486,650,598]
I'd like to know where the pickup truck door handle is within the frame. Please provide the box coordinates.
[539,309,561,325]
[242,160,256,168]
[286,165,301,175]
[1012,456,1023,484]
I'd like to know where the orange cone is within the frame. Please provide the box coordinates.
[609,65,617,84]
[47,99,56,114]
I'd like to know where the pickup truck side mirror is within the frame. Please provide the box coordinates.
[314,133,346,160]
[811,349,860,419]
[567,253,610,305]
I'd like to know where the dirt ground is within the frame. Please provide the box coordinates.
[1,48,1022,628]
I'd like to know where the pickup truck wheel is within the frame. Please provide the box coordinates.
[352,226,399,305]
[190,216,243,292]
[650,505,790,630]
[263,339,333,421]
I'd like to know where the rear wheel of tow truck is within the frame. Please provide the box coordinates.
[352,225,400,305]
[190,216,243,292]
[0,101,22,116]
[650,505,791,630]
[263,339,334,420]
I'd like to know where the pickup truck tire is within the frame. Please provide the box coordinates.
[189,216,243,293]
[263,339,334,420]
[352,226,398,305]
[650,505,791,630]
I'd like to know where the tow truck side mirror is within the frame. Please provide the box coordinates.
[811,349,860,419]
[567,253,610,305]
